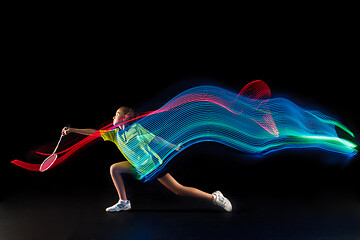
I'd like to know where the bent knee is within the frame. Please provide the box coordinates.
[110,163,121,174]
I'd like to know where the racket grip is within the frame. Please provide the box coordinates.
[62,124,71,136]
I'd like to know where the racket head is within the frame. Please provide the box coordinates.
[39,154,58,172]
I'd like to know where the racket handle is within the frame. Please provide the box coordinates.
[62,124,71,136]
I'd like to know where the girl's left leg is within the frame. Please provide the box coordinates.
[157,173,213,201]
[157,173,233,212]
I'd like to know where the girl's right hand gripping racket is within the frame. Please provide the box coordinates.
[39,126,69,172]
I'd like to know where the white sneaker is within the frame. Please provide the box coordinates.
[212,191,232,212]
[106,200,131,212]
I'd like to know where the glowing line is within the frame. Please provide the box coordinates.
[11,80,358,181]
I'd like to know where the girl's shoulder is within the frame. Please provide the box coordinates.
[100,128,120,142]
[127,123,151,134]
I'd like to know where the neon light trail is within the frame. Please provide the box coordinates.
[11,80,358,182]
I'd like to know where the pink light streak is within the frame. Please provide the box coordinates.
[11,80,278,172]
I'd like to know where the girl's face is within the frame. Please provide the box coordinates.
[113,110,125,126]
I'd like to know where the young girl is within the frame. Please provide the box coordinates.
[63,106,232,212]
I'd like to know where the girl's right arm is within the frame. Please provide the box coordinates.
[63,127,96,136]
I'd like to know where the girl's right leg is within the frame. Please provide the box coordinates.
[109,161,134,201]
[106,161,134,212]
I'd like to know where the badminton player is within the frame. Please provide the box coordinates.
[63,106,232,212]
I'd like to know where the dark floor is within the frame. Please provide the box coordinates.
[1,183,360,240]
[3,145,360,239]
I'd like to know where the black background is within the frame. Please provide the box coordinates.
[2,14,360,239]
[4,35,359,196]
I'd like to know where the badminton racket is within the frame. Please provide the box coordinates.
[39,125,70,172]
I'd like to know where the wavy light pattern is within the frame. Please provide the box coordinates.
[11,81,358,181]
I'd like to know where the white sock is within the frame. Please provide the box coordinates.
[212,194,216,203]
